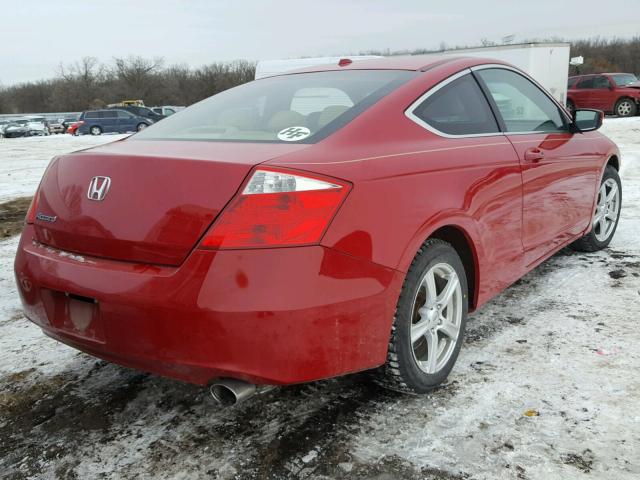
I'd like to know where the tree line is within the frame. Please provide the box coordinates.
[0,56,256,114]
[1,36,639,114]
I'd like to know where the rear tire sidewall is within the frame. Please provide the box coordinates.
[395,243,468,392]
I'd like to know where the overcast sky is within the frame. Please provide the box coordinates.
[1,0,637,85]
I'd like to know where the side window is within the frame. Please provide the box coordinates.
[410,73,499,136]
[102,110,118,119]
[290,87,353,116]
[117,110,134,119]
[476,68,567,133]
[593,76,611,89]
[84,111,99,119]
[577,77,594,89]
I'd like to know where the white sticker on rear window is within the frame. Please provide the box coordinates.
[277,126,311,142]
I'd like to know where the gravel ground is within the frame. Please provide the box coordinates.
[0,120,639,479]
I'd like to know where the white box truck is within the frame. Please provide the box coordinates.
[438,43,571,104]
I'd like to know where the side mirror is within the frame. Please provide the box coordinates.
[573,109,603,132]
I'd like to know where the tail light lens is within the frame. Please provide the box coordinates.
[25,189,40,224]
[200,168,350,249]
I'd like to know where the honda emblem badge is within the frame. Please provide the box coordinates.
[87,176,111,201]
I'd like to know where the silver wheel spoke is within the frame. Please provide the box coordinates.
[411,320,430,344]
[437,273,458,307]
[424,329,438,374]
[438,318,458,340]
[598,216,607,233]
[423,269,437,306]
[606,183,618,203]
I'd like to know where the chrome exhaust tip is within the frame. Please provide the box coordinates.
[210,379,257,407]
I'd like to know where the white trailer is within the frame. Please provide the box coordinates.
[439,43,571,104]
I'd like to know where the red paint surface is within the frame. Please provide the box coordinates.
[15,57,619,385]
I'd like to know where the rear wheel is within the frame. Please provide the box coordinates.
[136,123,148,132]
[615,98,637,117]
[376,239,468,394]
[571,165,621,252]
[90,126,102,136]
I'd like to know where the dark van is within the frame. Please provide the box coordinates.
[77,109,152,135]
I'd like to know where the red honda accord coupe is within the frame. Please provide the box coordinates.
[14,56,621,404]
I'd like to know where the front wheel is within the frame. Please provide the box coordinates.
[136,122,148,132]
[376,239,468,394]
[615,98,637,117]
[571,165,622,252]
[90,126,102,136]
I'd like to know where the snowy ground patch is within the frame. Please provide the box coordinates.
[0,120,639,479]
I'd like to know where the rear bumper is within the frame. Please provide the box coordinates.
[14,226,403,385]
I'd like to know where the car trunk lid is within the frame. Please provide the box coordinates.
[33,139,309,265]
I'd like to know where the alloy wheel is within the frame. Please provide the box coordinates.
[593,178,620,242]
[617,101,633,117]
[410,263,463,374]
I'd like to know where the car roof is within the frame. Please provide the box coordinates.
[272,55,511,76]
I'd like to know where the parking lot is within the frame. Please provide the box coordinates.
[1,119,639,479]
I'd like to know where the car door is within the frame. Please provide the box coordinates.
[572,76,594,108]
[100,110,118,133]
[116,110,136,132]
[590,75,615,111]
[475,66,601,267]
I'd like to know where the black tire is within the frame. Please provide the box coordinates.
[90,126,102,136]
[375,239,468,394]
[571,165,622,252]
[136,122,148,132]
[614,98,637,117]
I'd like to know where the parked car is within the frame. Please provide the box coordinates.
[48,119,65,134]
[24,116,50,135]
[15,57,621,405]
[0,120,9,138]
[1,119,47,138]
[151,106,184,116]
[108,105,165,122]
[567,73,640,117]
[76,109,152,135]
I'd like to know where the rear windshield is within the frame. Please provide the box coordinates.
[133,70,414,143]
[610,73,638,87]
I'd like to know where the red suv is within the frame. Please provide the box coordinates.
[567,73,640,117]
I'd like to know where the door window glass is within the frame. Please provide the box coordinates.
[577,77,594,89]
[476,68,567,133]
[593,76,611,89]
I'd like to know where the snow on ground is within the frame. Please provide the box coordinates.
[0,134,128,202]
[0,120,639,479]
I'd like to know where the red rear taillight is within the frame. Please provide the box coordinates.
[25,189,40,224]
[200,168,350,249]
